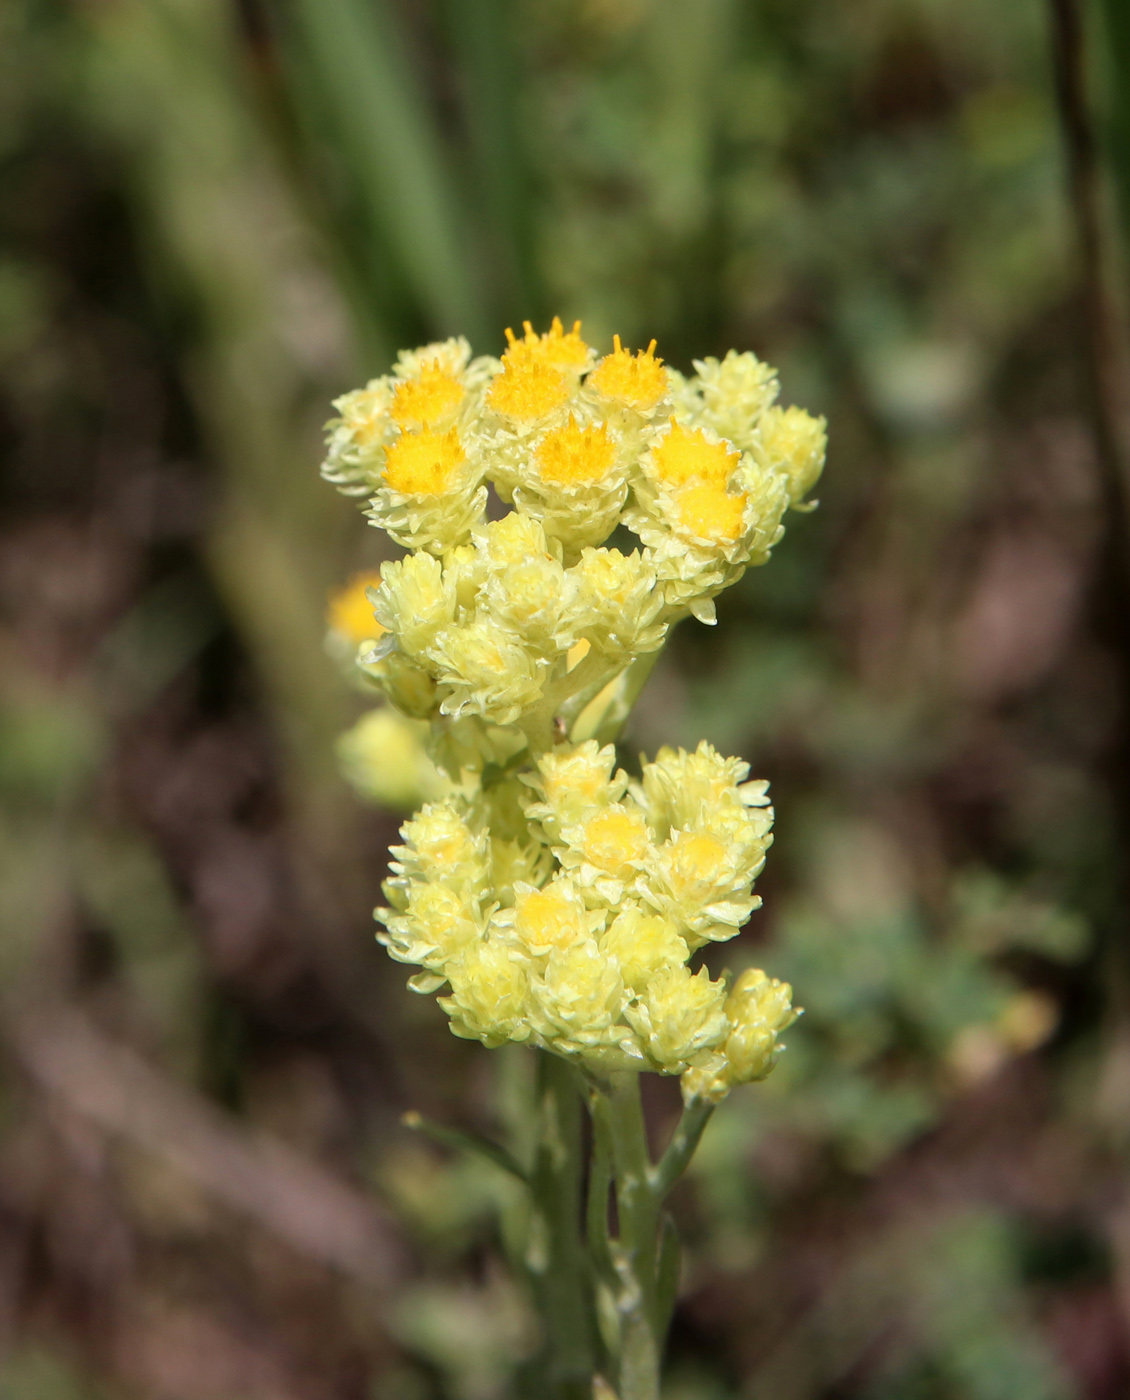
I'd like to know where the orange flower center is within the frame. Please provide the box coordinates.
[588,336,668,410]
[651,422,737,487]
[390,362,464,427]
[674,484,747,542]
[504,317,591,370]
[487,359,571,420]
[383,428,466,495]
[536,417,617,486]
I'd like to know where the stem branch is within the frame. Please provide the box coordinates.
[653,1099,714,1199]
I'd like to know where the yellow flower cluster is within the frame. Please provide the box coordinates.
[322,321,823,1101]
[380,740,793,1099]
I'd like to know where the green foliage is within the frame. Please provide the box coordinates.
[281,0,489,345]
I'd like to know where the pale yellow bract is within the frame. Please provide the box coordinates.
[320,322,827,1101]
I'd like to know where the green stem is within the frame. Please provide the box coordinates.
[603,1072,663,1400]
[527,1051,596,1400]
[594,649,665,747]
[518,650,614,757]
[654,1212,681,1344]
[557,646,621,713]
[586,1090,615,1280]
[570,648,667,748]
[588,1079,716,1400]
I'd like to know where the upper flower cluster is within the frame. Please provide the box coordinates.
[321,321,824,1101]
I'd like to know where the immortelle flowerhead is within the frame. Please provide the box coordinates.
[321,319,825,1104]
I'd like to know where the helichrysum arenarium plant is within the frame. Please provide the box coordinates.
[321,320,825,1400]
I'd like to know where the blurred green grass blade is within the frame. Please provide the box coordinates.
[1097,0,1130,248]
[287,0,489,344]
[442,0,542,324]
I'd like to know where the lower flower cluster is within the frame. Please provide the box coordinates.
[379,739,796,1103]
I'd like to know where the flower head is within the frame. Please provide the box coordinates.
[536,417,617,486]
[384,427,466,496]
[756,403,828,507]
[690,350,779,451]
[441,942,531,1046]
[680,969,798,1103]
[588,336,668,411]
[336,706,444,811]
[626,965,729,1070]
[390,362,465,430]
[488,357,571,422]
[565,547,666,661]
[647,421,738,489]
[505,317,594,372]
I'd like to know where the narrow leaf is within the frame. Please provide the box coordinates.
[285,0,488,342]
[402,1110,528,1183]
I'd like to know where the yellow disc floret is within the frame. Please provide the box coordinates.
[668,832,729,890]
[505,317,592,371]
[583,807,651,874]
[513,883,585,954]
[487,357,571,421]
[536,417,617,486]
[588,336,668,410]
[384,427,466,496]
[650,422,737,488]
[675,484,747,542]
[390,362,465,428]
[326,570,386,645]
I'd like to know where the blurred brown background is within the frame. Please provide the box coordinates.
[3,0,1130,1396]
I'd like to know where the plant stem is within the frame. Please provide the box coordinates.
[604,1072,663,1400]
[527,1051,596,1400]
[586,1091,615,1280]
[588,1076,718,1400]
[1048,0,1130,586]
